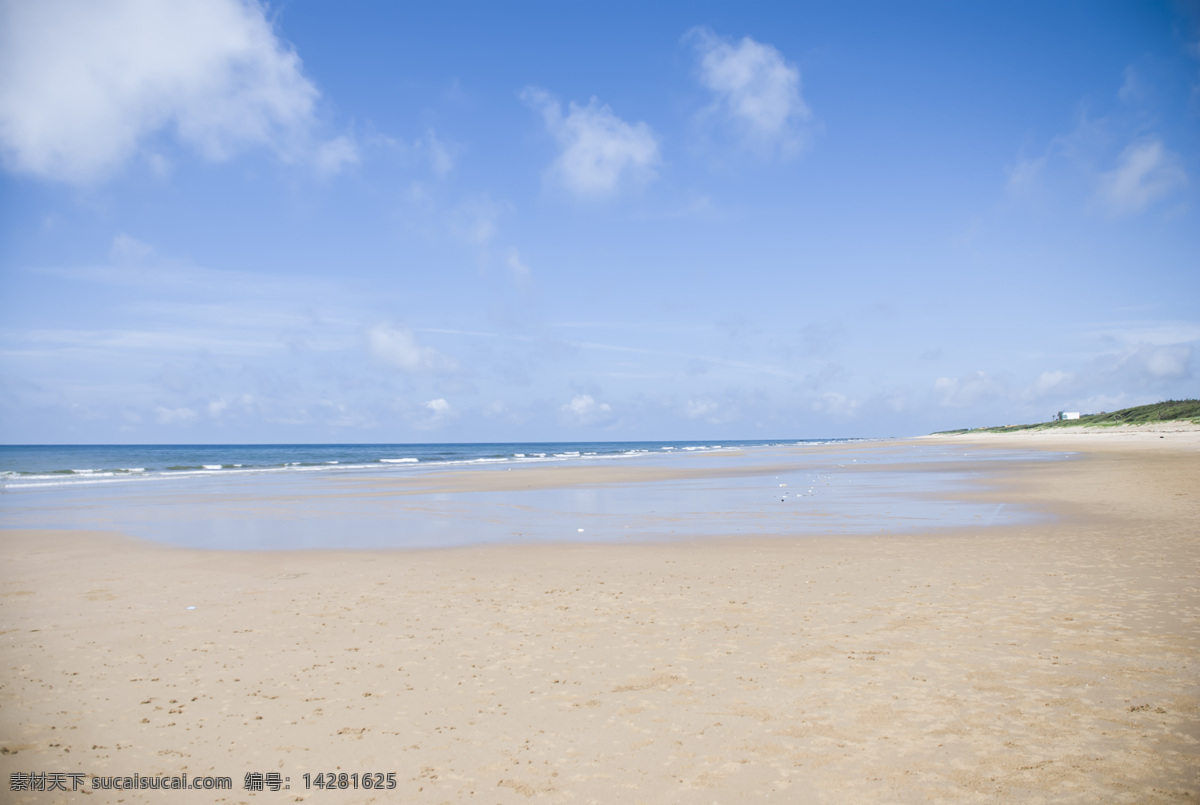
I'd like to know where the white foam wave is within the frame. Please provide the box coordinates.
[380,458,419,464]
[203,464,222,470]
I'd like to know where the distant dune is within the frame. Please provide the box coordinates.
[934,399,1200,435]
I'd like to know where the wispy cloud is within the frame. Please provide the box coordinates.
[1004,155,1047,194]
[1109,342,1193,379]
[1117,65,1147,104]
[1,328,283,359]
[154,406,197,425]
[367,324,459,374]
[505,250,532,286]
[1024,369,1075,401]
[413,325,803,382]
[570,340,801,381]
[983,338,1194,411]
[687,27,812,158]
[451,194,511,246]
[685,398,719,420]
[1081,320,1200,346]
[933,371,1005,408]
[0,0,354,184]
[521,87,660,198]
[1004,72,1187,215]
[32,234,345,305]
[1094,139,1187,215]
[369,127,456,176]
[314,135,360,178]
[318,400,376,429]
[811,391,860,418]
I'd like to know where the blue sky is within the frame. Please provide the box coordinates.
[1,0,1197,443]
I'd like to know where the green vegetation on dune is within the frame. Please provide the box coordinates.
[933,399,1200,435]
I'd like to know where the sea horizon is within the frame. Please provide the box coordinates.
[0,438,869,492]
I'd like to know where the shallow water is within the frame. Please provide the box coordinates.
[0,439,817,490]
[0,443,1064,549]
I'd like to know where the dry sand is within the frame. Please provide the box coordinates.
[1,427,1197,803]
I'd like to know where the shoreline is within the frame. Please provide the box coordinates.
[1,430,1197,802]
[1,440,1049,551]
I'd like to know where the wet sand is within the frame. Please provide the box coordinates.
[1,427,1197,803]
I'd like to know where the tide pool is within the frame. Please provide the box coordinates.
[0,442,1063,549]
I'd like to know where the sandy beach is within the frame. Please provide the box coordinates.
[2,427,1198,803]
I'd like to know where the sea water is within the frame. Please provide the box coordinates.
[0,440,806,490]
[0,441,1062,549]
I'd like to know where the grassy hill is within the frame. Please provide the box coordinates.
[934,399,1200,435]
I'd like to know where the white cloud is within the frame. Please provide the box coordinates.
[1003,68,1188,216]
[417,398,455,429]
[367,324,458,373]
[560,393,613,425]
[1120,342,1192,379]
[0,0,353,184]
[522,87,659,198]
[1096,140,1187,215]
[1005,344,1194,418]
[688,27,811,156]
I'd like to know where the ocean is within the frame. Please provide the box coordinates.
[0,440,831,491]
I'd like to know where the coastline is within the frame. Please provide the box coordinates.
[1,428,1197,802]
